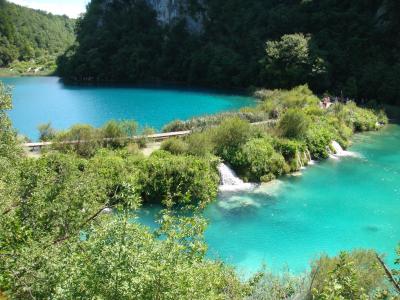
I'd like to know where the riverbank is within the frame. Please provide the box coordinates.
[0,68,54,77]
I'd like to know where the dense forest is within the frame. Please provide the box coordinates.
[0,0,75,70]
[58,0,400,105]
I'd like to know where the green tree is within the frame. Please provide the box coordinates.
[263,33,327,89]
[0,82,19,160]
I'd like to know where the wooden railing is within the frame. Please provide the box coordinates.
[22,120,277,151]
[23,130,191,150]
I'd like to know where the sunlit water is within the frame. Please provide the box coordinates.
[1,77,254,140]
[141,125,400,275]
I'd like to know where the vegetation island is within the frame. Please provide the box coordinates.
[1,0,400,299]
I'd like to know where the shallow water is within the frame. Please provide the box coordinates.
[140,125,400,274]
[204,125,400,274]
[1,76,254,140]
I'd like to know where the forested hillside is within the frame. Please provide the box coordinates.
[0,0,75,68]
[58,0,400,105]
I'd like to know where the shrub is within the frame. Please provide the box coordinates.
[352,107,379,132]
[162,111,271,133]
[257,85,320,118]
[277,109,310,140]
[137,126,156,149]
[100,120,138,148]
[247,269,309,300]
[160,138,188,155]
[329,102,381,132]
[305,124,334,160]
[185,132,214,157]
[273,138,309,171]
[212,117,258,163]
[235,138,288,182]
[137,151,219,208]
[311,251,388,299]
[377,110,389,125]
[0,82,20,161]
[37,122,56,142]
[162,120,191,132]
[101,120,126,148]
[53,124,100,157]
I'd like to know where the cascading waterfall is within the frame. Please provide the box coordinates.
[296,152,304,170]
[330,141,359,158]
[217,163,254,192]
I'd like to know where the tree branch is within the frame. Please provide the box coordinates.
[52,205,113,245]
[375,253,400,294]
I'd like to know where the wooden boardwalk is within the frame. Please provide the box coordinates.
[22,120,276,151]
[23,130,191,151]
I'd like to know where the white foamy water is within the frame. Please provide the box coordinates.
[217,163,255,192]
[330,141,360,158]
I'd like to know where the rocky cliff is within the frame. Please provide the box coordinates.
[100,0,203,32]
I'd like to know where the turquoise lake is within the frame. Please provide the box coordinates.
[141,125,400,275]
[1,76,254,140]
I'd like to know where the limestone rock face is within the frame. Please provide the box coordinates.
[147,0,204,32]
[100,0,204,33]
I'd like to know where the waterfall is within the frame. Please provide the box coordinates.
[217,163,254,192]
[331,141,345,155]
[330,141,359,158]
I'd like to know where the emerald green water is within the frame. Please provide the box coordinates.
[1,77,254,140]
[140,125,400,274]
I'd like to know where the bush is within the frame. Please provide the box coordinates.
[185,132,214,157]
[234,138,288,182]
[257,85,320,118]
[277,109,311,140]
[310,250,388,299]
[352,107,379,132]
[162,120,191,132]
[53,124,100,157]
[247,269,309,300]
[101,120,126,148]
[211,117,258,163]
[305,124,334,160]
[273,138,309,171]
[37,122,56,142]
[160,138,188,155]
[137,151,219,208]
[137,126,156,149]
[162,111,271,133]
[329,102,380,132]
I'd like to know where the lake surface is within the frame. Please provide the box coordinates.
[141,125,400,275]
[1,76,254,140]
